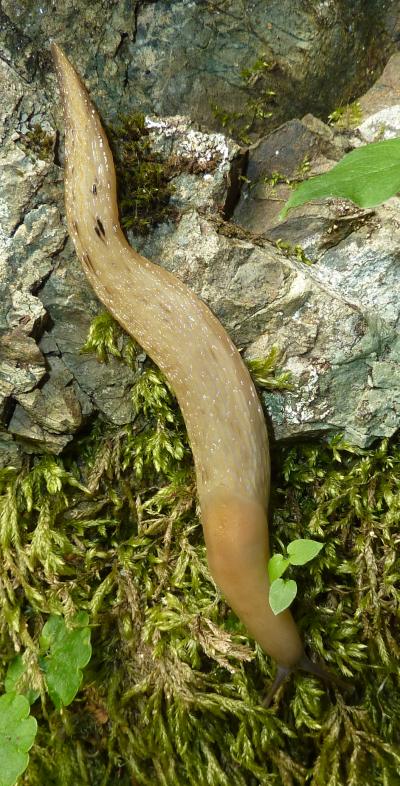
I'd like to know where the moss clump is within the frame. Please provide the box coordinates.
[80,311,138,365]
[211,56,278,144]
[106,113,177,234]
[274,238,314,266]
[328,101,363,129]
[106,113,224,236]
[247,347,293,391]
[0,315,399,785]
[22,124,54,161]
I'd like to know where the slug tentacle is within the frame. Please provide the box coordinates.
[52,42,320,698]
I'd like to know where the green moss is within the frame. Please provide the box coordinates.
[274,238,314,266]
[106,113,177,234]
[262,171,291,189]
[80,311,138,365]
[328,101,363,129]
[0,315,399,785]
[22,124,54,161]
[106,112,220,235]
[247,347,293,391]
[211,56,277,144]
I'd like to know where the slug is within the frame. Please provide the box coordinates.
[51,43,332,703]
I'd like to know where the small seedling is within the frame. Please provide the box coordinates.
[328,101,362,129]
[1,613,92,785]
[39,611,92,709]
[267,539,323,615]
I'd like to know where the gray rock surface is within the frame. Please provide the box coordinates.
[232,51,400,445]
[0,109,243,457]
[147,115,244,212]
[1,8,400,460]
[1,1,398,142]
[136,209,398,446]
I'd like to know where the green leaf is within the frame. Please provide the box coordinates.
[40,611,92,709]
[5,656,39,706]
[0,692,37,786]
[269,578,297,615]
[267,553,290,582]
[5,657,26,694]
[280,136,400,218]
[287,539,324,565]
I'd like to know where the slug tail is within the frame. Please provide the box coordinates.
[263,654,348,707]
[297,653,349,691]
[262,665,292,707]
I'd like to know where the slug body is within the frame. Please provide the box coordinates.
[52,44,306,686]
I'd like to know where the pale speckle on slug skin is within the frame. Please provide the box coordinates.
[52,43,305,672]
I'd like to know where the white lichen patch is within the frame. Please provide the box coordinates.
[146,115,233,164]
[144,115,240,211]
[357,105,400,142]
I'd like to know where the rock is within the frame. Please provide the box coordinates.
[146,116,244,213]
[353,53,400,142]
[0,139,66,448]
[6,290,48,337]
[246,118,345,182]
[132,209,398,446]
[123,0,397,136]
[0,379,14,422]
[14,379,81,435]
[232,100,400,445]
[233,116,348,233]
[8,404,75,454]
[1,7,400,460]
[0,60,24,144]
[39,262,137,427]
[0,145,63,342]
[0,331,46,397]
[357,104,400,142]
[1,0,397,144]
[0,428,22,469]
[0,144,49,238]
[358,52,400,118]
[12,349,84,450]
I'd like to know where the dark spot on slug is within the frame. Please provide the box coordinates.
[94,225,106,243]
[92,183,97,195]
[73,220,80,237]
[96,217,106,236]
